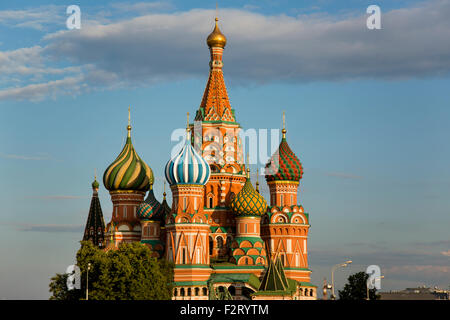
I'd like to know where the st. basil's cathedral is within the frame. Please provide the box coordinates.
[82,17,317,300]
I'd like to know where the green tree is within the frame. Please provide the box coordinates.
[338,271,380,300]
[49,241,174,300]
[49,273,81,300]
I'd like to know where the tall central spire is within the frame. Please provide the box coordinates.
[195,17,235,123]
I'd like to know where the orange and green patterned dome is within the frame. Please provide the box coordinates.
[103,119,153,192]
[265,130,303,182]
[231,176,267,217]
[137,186,164,221]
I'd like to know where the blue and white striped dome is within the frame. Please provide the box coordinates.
[165,133,211,186]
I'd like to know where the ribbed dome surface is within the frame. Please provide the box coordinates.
[165,133,210,186]
[103,134,153,192]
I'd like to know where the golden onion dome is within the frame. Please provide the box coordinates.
[207,18,227,48]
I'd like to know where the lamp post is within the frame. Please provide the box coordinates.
[331,260,352,300]
[366,275,384,300]
[86,262,91,300]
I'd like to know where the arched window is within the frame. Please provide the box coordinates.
[187,288,191,296]
[202,287,208,296]
[174,288,178,296]
[217,237,224,249]
[310,289,314,297]
[195,287,199,296]
[209,197,213,208]
[180,288,185,296]
[209,236,213,255]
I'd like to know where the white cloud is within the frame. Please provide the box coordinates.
[0,75,85,101]
[0,153,51,160]
[1,0,450,101]
[441,250,450,257]
[0,5,64,30]
[46,1,450,85]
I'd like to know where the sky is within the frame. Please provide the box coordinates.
[0,0,450,299]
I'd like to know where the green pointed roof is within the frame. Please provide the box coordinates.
[258,257,289,292]
[83,182,106,248]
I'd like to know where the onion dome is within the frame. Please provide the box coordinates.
[231,172,267,217]
[137,186,163,221]
[103,108,153,192]
[207,17,227,48]
[92,177,100,190]
[165,114,211,186]
[159,188,171,227]
[265,113,303,182]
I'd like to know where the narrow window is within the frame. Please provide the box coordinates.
[280,195,284,206]
[124,206,127,218]
[182,248,187,264]
[183,197,187,211]
[209,197,213,208]
[217,237,223,249]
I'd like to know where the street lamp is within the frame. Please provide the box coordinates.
[86,262,91,300]
[366,275,384,300]
[331,260,352,300]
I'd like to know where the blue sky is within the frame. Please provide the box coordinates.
[0,0,450,299]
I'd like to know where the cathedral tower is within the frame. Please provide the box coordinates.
[262,113,311,284]
[193,17,246,260]
[164,115,212,300]
[230,166,267,266]
[137,183,166,257]
[82,176,106,248]
[103,108,154,247]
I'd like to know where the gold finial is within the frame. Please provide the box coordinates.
[186,112,190,132]
[127,106,132,137]
[256,169,260,193]
[94,168,97,181]
[207,11,227,48]
[163,180,167,199]
[246,153,250,178]
[282,111,286,139]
